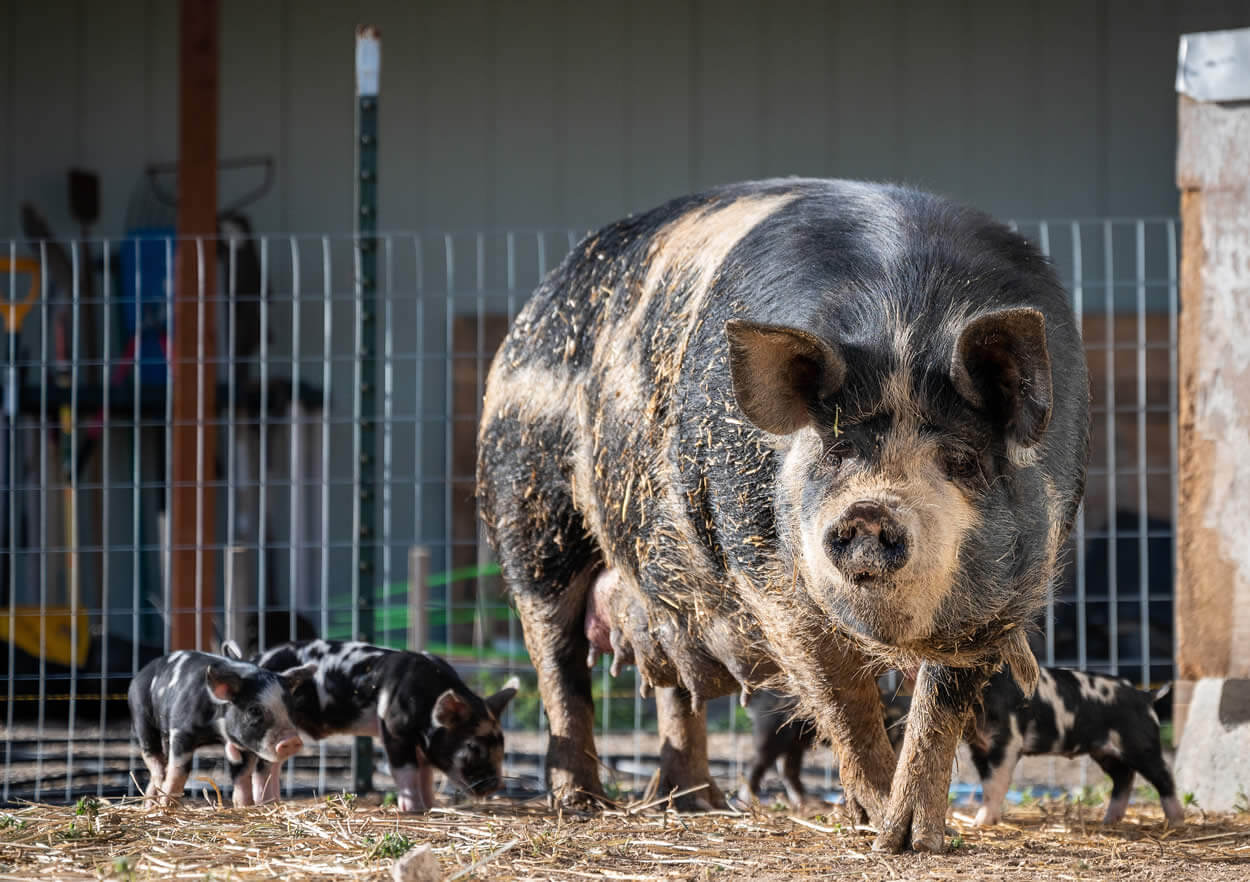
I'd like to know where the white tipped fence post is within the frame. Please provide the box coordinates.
[408,546,429,652]
[224,546,252,652]
[1173,26,1250,812]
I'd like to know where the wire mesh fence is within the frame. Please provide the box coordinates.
[0,216,1179,806]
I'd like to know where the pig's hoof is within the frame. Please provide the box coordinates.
[657,774,728,812]
[872,808,948,854]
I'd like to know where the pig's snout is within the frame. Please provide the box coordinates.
[274,734,303,759]
[825,500,908,580]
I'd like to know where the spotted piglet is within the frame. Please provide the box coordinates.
[245,640,519,812]
[128,650,316,807]
[966,665,1183,826]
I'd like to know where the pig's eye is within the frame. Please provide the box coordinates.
[943,449,980,481]
[247,706,264,724]
[822,441,852,470]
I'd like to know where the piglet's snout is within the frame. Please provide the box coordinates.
[274,733,304,759]
[825,500,909,581]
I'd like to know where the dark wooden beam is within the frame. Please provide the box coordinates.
[171,0,219,651]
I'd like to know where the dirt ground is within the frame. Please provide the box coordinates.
[1,795,1248,882]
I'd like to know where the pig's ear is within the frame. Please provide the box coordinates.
[205,663,244,704]
[950,308,1052,448]
[1001,628,1040,698]
[279,662,318,691]
[484,676,520,718]
[725,319,846,435]
[432,689,473,729]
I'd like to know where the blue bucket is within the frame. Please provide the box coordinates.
[118,228,175,387]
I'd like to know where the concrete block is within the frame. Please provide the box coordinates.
[1174,678,1250,812]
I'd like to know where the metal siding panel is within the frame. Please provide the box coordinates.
[417,0,495,230]
[896,0,968,201]
[280,0,356,234]
[690,0,764,191]
[0,0,13,238]
[560,0,629,230]
[218,0,285,233]
[492,0,561,228]
[1029,0,1103,218]
[624,0,694,213]
[145,0,178,170]
[81,0,149,236]
[963,0,1043,218]
[831,0,903,183]
[12,0,79,234]
[758,0,832,179]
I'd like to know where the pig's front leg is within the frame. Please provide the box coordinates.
[225,743,257,807]
[655,686,727,811]
[874,663,988,853]
[382,726,437,813]
[390,762,436,813]
[252,758,283,804]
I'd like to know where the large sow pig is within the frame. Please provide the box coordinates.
[477,179,1089,852]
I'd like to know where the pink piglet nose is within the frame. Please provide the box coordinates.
[275,736,303,759]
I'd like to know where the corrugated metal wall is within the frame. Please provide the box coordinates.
[2,0,1247,240]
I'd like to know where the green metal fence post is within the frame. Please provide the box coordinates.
[353,23,380,796]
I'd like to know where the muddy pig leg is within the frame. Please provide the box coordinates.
[479,416,606,808]
[875,663,989,853]
[655,686,727,810]
[512,579,606,807]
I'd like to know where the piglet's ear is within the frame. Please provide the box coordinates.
[485,676,520,718]
[432,689,472,729]
[205,663,243,704]
[280,662,318,691]
[219,639,244,660]
[726,319,846,436]
[950,308,1052,448]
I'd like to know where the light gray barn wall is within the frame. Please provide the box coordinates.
[1,0,1246,637]
[3,0,1249,240]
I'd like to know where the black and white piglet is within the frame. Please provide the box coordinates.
[236,640,519,812]
[966,665,1183,826]
[128,650,316,807]
[739,688,910,808]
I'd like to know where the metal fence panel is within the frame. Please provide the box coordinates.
[0,218,1180,805]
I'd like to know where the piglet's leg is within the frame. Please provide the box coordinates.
[390,764,434,813]
[382,726,435,813]
[225,744,257,808]
[874,663,988,854]
[1094,757,1135,824]
[160,730,196,806]
[655,686,727,811]
[140,751,167,808]
[254,758,283,804]
[973,739,1021,826]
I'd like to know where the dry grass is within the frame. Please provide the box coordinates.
[1,793,1248,882]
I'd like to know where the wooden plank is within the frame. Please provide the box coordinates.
[170,0,219,651]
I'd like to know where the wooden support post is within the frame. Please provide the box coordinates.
[1174,28,1250,740]
[171,0,219,651]
[408,546,429,652]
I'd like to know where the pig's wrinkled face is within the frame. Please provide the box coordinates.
[775,418,982,644]
[728,305,1054,647]
[205,660,317,762]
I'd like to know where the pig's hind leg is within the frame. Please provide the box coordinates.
[479,422,606,808]
[780,740,808,809]
[655,686,728,810]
